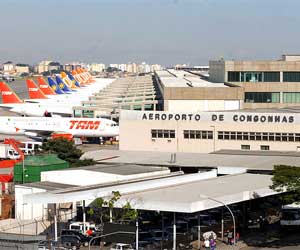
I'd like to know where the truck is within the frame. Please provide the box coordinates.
[280,203,300,228]
[0,144,20,160]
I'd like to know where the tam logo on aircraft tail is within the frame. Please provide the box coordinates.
[69,120,100,130]
[29,88,39,92]
[2,91,13,95]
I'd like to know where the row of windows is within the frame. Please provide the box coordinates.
[151,129,175,138]
[245,92,300,103]
[245,92,280,103]
[228,71,280,82]
[183,130,213,139]
[218,131,300,142]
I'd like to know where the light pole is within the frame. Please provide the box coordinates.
[200,195,236,245]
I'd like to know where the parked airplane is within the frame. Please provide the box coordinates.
[0,82,73,116]
[0,116,119,138]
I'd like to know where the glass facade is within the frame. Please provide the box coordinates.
[283,72,300,82]
[283,92,300,103]
[244,92,280,103]
[228,71,280,82]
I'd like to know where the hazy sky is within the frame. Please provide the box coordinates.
[0,0,299,66]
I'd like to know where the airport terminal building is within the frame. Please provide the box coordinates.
[210,54,300,109]
[120,110,300,153]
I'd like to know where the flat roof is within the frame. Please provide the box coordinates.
[82,149,300,171]
[18,181,78,191]
[155,69,228,88]
[117,173,276,213]
[56,164,169,176]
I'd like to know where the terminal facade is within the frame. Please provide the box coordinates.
[210,54,300,109]
[120,110,300,153]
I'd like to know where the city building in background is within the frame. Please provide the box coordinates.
[3,61,15,73]
[37,60,52,74]
[90,63,106,72]
[15,64,30,74]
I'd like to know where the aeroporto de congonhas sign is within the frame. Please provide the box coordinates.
[121,111,297,123]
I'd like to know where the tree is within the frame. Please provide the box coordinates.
[87,191,138,226]
[271,165,300,203]
[41,138,96,167]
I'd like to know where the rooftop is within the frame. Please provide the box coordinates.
[82,149,300,171]
[117,173,275,213]
[155,69,228,88]
[18,181,78,191]
[55,163,169,175]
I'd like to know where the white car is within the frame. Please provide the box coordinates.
[110,243,134,250]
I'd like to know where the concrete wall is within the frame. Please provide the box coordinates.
[165,100,240,112]
[15,186,47,220]
[41,169,170,186]
[120,111,300,153]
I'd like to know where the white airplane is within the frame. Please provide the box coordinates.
[25,76,112,105]
[0,82,73,116]
[0,116,119,138]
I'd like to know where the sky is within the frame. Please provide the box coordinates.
[0,0,299,66]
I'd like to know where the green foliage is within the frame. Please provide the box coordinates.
[271,165,300,203]
[88,191,137,226]
[41,138,97,167]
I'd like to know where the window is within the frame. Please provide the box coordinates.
[157,130,163,138]
[283,72,300,82]
[190,130,196,139]
[151,130,157,138]
[261,145,270,151]
[245,92,280,103]
[184,130,189,139]
[218,131,224,140]
[263,72,280,82]
[241,72,263,82]
[230,131,236,140]
[241,145,250,150]
[183,130,213,140]
[152,129,175,139]
[228,72,240,82]
[283,92,300,103]
[170,131,175,138]
[163,130,169,138]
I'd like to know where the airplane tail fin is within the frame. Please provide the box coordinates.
[0,82,23,103]
[55,75,72,92]
[67,72,81,87]
[72,70,87,85]
[47,77,65,94]
[37,77,56,95]
[61,72,77,89]
[26,79,48,99]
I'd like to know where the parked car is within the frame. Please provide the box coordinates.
[38,240,58,250]
[61,229,91,246]
[60,235,81,249]
[110,243,134,250]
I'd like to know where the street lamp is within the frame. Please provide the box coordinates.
[200,194,236,245]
